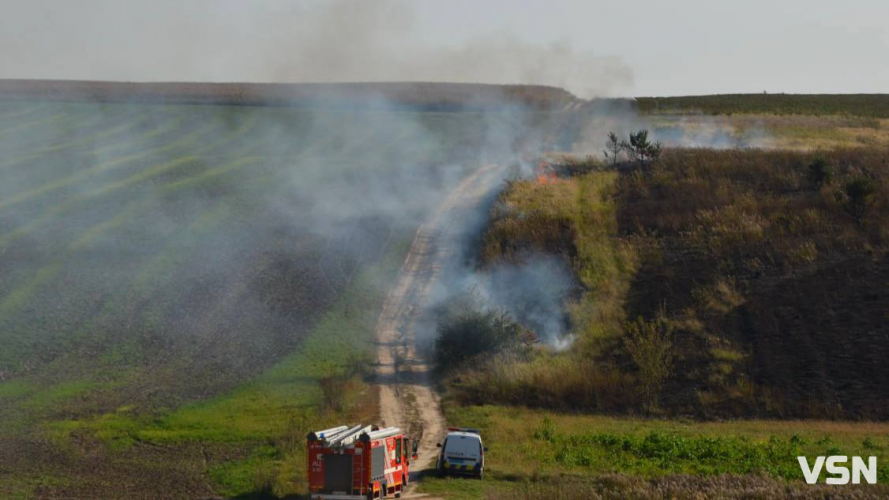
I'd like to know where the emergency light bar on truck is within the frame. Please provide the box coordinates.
[447,427,481,434]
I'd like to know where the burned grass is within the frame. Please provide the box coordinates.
[458,147,888,420]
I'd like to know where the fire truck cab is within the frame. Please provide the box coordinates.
[307,424,418,499]
[435,427,487,479]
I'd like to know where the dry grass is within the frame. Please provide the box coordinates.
[455,147,889,419]
[636,94,889,118]
[645,114,889,150]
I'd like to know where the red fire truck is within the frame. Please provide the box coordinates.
[307,424,418,499]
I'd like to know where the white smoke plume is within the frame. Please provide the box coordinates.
[0,0,633,99]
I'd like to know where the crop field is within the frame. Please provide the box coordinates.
[0,98,566,498]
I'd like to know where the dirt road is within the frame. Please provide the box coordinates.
[375,164,504,494]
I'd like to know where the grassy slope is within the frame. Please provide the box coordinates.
[429,144,889,497]
[470,148,888,418]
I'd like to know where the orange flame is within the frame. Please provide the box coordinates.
[535,161,557,185]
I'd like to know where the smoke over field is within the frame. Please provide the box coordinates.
[0,92,583,496]
[0,0,632,98]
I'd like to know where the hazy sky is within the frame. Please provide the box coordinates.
[2,0,887,97]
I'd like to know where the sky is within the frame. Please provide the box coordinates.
[1,0,887,97]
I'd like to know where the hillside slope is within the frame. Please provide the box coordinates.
[472,148,888,419]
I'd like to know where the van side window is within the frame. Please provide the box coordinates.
[395,438,402,464]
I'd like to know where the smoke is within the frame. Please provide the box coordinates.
[467,255,576,349]
[0,0,632,99]
[573,100,773,155]
[0,85,595,389]
[0,0,778,386]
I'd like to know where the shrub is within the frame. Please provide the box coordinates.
[623,315,673,411]
[433,294,530,372]
[807,158,835,188]
[843,176,878,224]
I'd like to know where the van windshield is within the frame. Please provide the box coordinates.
[444,435,481,460]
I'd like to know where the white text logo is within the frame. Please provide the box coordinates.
[797,456,877,484]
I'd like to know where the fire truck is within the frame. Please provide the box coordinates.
[307,424,418,499]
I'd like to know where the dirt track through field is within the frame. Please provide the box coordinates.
[375,164,504,496]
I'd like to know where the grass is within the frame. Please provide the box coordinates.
[42,256,398,496]
[459,171,637,411]
[482,171,634,348]
[419,404,889,498]
[643,114,889,150]
[457,147,889,419]
[635,94,889,118]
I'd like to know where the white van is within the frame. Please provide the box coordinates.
[435,427,487,479]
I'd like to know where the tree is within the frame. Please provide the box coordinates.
[843,176,878,224]
[603,131,622,166]
[623,315,673,411]
[807,158,835,188]
[621,130,662,166]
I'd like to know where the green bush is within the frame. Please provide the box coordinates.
[433,295,530,372]
[843,176,878,223]
[807,158,835,188]
[623,315,673,411]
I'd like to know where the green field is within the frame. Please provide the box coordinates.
[0,99,569,498]
[420,404,889,499]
